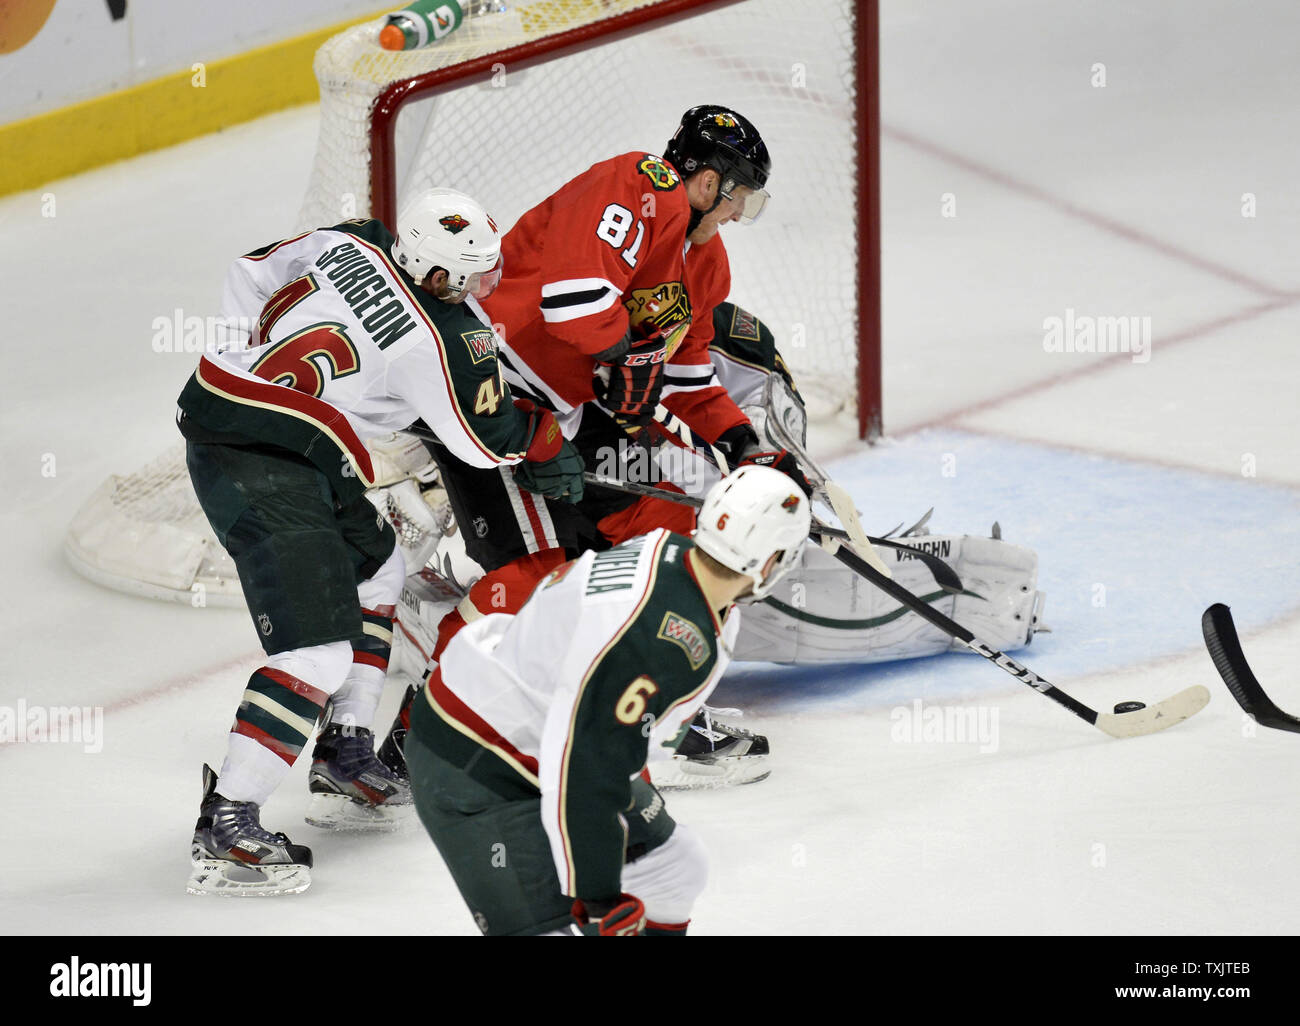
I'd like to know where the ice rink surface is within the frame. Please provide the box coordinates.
[2,1,1298,935]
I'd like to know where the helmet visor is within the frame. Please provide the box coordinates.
[738,187,769,224]
[467,255,503,300]
[723,184,770,225]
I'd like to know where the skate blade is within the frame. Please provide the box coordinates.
[186,858,311,897]
[304,791,414,833]
[649,756,771,792]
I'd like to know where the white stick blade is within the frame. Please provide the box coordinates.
[1094,685,1210,739]
[823,480,893,578]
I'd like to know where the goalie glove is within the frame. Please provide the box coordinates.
[511,398,585,503]
[592,329,668,432]
[716,423,814,497]
[571,894,646,936]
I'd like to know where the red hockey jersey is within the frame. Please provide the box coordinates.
[484,152,692,412]
[658,233,749,442]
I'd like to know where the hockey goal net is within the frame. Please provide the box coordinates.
[65,0,878,604]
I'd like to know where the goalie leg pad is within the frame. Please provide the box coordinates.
[944,535,1042,655]
[734,533,1043,664]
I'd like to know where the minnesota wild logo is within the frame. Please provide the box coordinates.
[439,213,470,234]
[658,612,710,670]
[781,494,800,512]
[637,154,680,191]
[729,307,761,340]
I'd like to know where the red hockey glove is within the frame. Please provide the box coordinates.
[512,398,584,503]
[571,894,647,936]
[515,397,563,463]
[592,329,668,431]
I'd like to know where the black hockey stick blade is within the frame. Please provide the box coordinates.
[816,532,963,594]
[1202,603,1300,733]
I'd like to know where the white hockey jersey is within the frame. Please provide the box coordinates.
[177,219,530,502]
[417,528,739,900]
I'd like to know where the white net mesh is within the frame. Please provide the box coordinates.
[299,0,859,414]
[100,443,206,525]
[63,444,244,605]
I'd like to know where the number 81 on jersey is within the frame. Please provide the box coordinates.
[596,204,646,268]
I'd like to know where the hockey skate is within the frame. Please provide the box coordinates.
[187,764,313,897]
[305,723,413,832]
[649,707,771,791]
[375,681,419,783]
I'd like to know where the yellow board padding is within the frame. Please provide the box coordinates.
[0,8,387,199]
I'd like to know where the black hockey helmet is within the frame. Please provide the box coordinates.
[664,105,771,223]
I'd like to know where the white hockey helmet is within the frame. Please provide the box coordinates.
[391,187,503,298]
[693,465,811,602]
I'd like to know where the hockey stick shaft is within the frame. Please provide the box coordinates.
[653,402,730,473]
[828,541,1100,724]
[651,404,899,574]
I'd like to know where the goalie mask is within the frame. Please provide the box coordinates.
[693,466,810,602]
[391,187,503,299]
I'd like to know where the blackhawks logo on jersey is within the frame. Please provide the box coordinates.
[637,154,680,191]
[624,281,691,357]
[439,213,470,234]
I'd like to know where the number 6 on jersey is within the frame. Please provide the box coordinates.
[615,675,659,725]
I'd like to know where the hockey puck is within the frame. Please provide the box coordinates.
[1113,701,1146,714]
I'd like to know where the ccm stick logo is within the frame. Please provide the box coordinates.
[964,639,1052,693]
